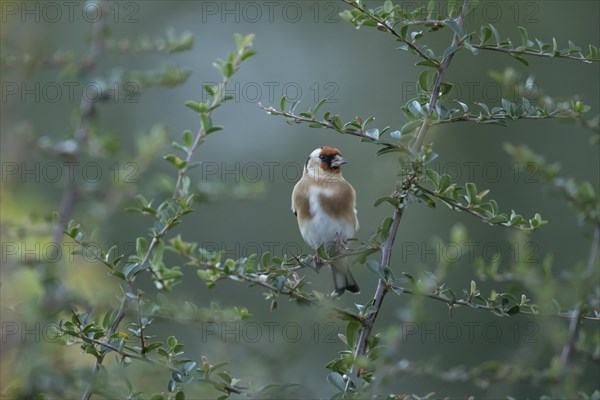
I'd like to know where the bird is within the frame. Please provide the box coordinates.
[291,147,360,295]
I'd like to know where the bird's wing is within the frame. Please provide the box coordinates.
[291,179,310,220]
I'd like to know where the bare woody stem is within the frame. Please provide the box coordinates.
[471,44,598,63]
[558,226,600,375]
[77,336,243,395]
[52,1,106,251]
[344,1,470,393]
[341,0,438,65]
[559,304,582,374]
[66,2,105,399]
[346,207,404,388]
[81,42,249,400]
[414,0,470,151]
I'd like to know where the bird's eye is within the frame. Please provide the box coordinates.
[319,155,327,161]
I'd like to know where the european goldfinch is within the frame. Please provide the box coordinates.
[291,147,360,295]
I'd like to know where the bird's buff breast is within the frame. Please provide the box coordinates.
[300,186,355,248]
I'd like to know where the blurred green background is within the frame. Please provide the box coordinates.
[1,0,599,398]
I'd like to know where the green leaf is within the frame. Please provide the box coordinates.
[480,26,492,44]
[317,244,329,260]
[373,196,394,208]
[425,169,440,185]
[136,237,148,257]
[475,102,490,115]
[332,116,344,131]
[143,342,163,355]
[168,380,177,392]
[588,44,598,59]
[206,126,223,135]
[445,20,464,38]
[346,321,360,348]
[261,252,270,267]
[237,33,255,50]
[240,49,257,61]
[218,371,232,384]
[313,98,327,114]
[204,84,217,96]
[438,174,452,193]
[164,154,184,169]
[400,120,422,136]
[365,128,380,139]
[380,217,393,239]
[447,0,458,17]
[517,26,529,46]
[465,182,478,205]
[487,215,508,224]
[418,70,431,92]
[201,113,212,131]
[415,59,439,68]
[463,41,479,55]
[275,275,285,292]
[417,192,436,208]
[407,100,423,116]
[481,119,508,127]
[124,263,145,280]
[507,305,520,315]
[223,62,234,78]
[512,55,529,66]
[279,96,286,112]
[167,335,177,348]
[182,130,193,148]
[488,24,501,46]
[383,0,393,13]
[365,259,386,281]
[443,45,461,60]
[327,372,346,392]
[185,101,207,113]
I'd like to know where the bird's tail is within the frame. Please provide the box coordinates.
[331,258,360,295]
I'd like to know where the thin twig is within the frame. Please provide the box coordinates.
[231,271,316,305]
[396,287,600,321]
[258,104,380,142]
[80,359,101,400]
[76,336,243,394]
[471,44,597,63]
[81,42,248,400]
[52,1,106,252]
[414,183,536,231]
[346,207,404,389]
[66,3,107,399]
[344,2,471,394]
[258,104,413,156]
[558,304,582,375]
[137,290,146,351]
[585,225,600,277]
[414,0,470,151]
[431,112,584,125]
[340,0,438,65]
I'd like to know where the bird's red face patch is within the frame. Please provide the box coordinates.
[318,147,343,172]
[320,147,341,156]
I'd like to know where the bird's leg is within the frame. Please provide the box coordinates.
[312,253,324,272]
[334,232,348,251]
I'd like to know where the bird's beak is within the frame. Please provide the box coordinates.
[330,154,347,167]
